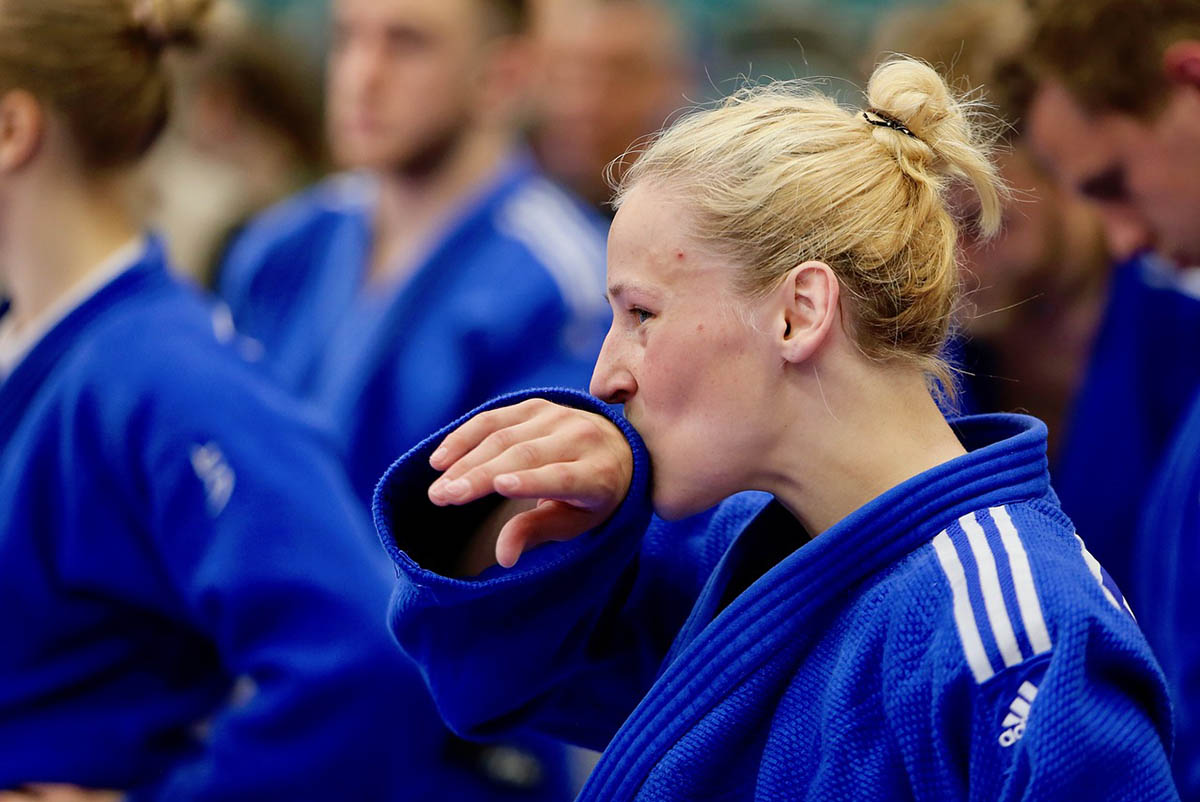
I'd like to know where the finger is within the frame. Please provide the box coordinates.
[21,788,119,802]
[433,416,551,487]
[429,436,568,507]
[495,500,599,568]
[428,399,558,470]
[490,461,624,509]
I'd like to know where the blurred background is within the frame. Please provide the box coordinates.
[141,0,1200,609]
[145,0,946,283]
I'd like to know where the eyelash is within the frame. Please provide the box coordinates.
[630,307,654,324]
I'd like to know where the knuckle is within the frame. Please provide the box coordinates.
[487,427,516,450]
[514,441,540,464]
[552,462,577,492]
[519,398,551,416]
[594,463,620,495]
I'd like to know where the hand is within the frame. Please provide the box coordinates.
[427,399,634,568]
[0,786,122,802]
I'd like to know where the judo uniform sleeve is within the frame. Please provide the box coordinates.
[374,388,751,751]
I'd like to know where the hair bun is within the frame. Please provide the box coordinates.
[864,56,1005,237]
[131,0,213,51]
[865,58,956,145]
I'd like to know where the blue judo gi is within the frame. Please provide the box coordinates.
[1139,388,1200,801]
[0,240,569,800]
[1054,254,1200,595]
[375,388,1178,801]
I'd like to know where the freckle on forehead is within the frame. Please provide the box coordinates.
[676,250,686,260]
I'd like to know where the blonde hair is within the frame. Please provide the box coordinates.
[869,0,1036,136]
[0,0,212,169]
[611,56,1005,388]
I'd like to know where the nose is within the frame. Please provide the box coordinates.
[332,37,384,99]
[1096,203,1153,262]
[589,328,637,404]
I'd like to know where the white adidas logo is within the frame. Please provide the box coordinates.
[998,681,1038,747]
[190,441,235,518]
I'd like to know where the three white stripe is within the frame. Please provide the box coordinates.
[932,506,1052,684]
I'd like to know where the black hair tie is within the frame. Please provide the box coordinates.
[863,108,918,140]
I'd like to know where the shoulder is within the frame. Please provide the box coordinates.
[486,173,609,321]
[886,502,1141,688]
[219,173,370,298]
[66,278,302,436]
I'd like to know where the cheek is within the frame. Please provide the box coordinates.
[639,328,722,410]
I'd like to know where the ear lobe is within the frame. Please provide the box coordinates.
[1163,41,1200,89]
[777,260,839,365]
[0,90,44,173]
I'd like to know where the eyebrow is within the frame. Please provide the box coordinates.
[604,283,626,303]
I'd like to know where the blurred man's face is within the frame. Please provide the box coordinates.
[1105,84,1200,267]
[327,0,486,173]
[1028,81,1152,262]
[533,2,688,206]
[1030,78,1200,266]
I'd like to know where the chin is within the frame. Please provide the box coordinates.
[651,484,718,522]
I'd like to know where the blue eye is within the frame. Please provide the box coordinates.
[631,307,653,324]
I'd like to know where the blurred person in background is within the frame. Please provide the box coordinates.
[868,0,1111,460]
[1025,0,1200,796]
[0,0,506,799]
[142,3,328,286]
[218,0,606,795]
[218,0,609,510]
[529,0,694,214]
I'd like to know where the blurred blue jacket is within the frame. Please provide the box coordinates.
[1053,254,1200,597]
[0,239,570,800]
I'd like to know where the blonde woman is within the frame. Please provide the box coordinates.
[373,58,1178,800]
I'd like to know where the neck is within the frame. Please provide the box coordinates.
[368,127,513,283]
[1,171,140,329]
[759,361,967,537]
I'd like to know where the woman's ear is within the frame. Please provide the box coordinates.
[775,260,839,364]
[0,90,44,174]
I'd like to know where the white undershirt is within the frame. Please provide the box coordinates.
[0,236,146,381]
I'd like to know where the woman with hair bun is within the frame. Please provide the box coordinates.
[0,1,515,799]
[374,57,1179,799]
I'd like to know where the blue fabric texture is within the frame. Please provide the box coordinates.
[1139,389,1200,801]
[376,388,1179,801]
[0,241,570,800]
[217,157,611,503]
[1054,255,1200,595]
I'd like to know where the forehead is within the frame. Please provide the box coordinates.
[333,0,482,32]
[1027,81,1121,186]
[607,182,733,293]
[544,2,679,59]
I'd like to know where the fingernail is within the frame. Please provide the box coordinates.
[494,474,519,492]
[442,479,468,499]
[430,447,447,465]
